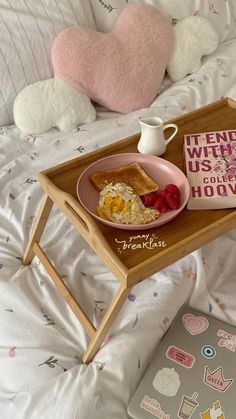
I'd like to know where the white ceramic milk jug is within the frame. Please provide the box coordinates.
[137,116,178,156]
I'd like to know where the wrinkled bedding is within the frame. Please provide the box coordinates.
[1,38,236,419]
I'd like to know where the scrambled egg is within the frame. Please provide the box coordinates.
[97,182,159,225]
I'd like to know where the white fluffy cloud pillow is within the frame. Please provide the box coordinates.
[167,16,219,82]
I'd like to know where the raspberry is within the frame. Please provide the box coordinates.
[165,192,180,209]
[154,197,169,212]
[155,190,166,199]
[142,192,157,207]
[164,184,180,196]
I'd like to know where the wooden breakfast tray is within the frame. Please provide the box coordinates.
[23,97,236,363]
[38,97,236,285]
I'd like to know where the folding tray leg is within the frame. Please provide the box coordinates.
[22,191,131,363]
[23,194,53,265]
[82,284,131,364]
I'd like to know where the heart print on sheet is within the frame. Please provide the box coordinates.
[182,313,209,335]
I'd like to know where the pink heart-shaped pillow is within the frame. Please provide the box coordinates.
[52,4,174,113]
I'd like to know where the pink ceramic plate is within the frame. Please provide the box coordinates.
[76,153,190,230]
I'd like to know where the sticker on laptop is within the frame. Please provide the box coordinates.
[201,345,216,359]
[177,392,199,419]
[140,395,170,419]
[166,345,195,368]
[153,367,180,397]
[217,329,236,352]
[182,313,209,335]
[203,365,234,392]
[200,400,225,419]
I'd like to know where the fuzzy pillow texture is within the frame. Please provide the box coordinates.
[167,15,219,82]
[14,78,96,134]
[52,4,174,114]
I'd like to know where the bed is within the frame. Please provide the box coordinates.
[1,1,236,418]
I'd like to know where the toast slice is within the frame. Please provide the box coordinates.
[90,162,159,195]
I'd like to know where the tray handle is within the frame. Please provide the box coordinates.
[38,173,129,282]
[38,172,100,239]
[62,194,129,281]
[63,193,100,240]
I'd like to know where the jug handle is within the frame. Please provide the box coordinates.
[163,124,178,145]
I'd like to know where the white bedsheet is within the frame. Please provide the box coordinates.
[1,38,236,419]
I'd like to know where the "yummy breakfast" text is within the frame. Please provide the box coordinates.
[115,233,166,253]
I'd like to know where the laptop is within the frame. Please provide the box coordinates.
[128,305,236,419]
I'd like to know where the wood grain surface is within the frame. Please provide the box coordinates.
[40,98,236,287]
